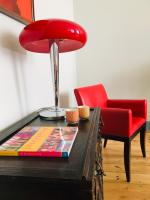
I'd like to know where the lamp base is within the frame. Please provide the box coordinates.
[39,107,65,120]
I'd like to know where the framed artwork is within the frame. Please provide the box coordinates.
[0,0,35,25]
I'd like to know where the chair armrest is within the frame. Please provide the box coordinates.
[101,108,132,137]
[107,99,147,119]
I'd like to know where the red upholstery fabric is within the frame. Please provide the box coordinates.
[74,84,108,108]
[107,99,147,118]
[74,83,147,138]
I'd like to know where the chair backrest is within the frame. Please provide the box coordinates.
[74,83,108,108]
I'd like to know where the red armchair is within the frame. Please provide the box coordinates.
[74,83,147,182]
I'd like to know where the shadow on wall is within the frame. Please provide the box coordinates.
[0,32,25,53]
[0,32,30,116]
[59,92,70,108]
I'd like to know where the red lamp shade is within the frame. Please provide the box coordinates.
[19,18,87,53]
[19,18,87,120]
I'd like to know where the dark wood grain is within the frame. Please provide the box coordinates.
[140,123,146,157]
[0,108,103,200]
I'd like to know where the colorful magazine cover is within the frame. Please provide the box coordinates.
[0,126,78,158]
[0,126,39,156]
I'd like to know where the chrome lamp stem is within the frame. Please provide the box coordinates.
[39,41,65,120]
[50,41,59,110]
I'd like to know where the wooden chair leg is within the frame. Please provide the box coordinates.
[103,139,107,148]
[140,123,146,158]
[124,140,131,182]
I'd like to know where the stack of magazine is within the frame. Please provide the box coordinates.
[0,126,78,158]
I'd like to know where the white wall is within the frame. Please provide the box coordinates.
[0,0,76,130]
[74,0,150,118]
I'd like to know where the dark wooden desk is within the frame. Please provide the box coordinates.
[0,108,103,200]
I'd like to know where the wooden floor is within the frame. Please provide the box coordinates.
[103,132,150,200]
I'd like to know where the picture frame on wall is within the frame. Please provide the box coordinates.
[0,0,35,25]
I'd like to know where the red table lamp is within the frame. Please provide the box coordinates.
[19,19,87,120]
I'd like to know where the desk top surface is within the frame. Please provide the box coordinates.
[0,108,100,184]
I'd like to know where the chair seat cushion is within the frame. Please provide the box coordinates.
[101,116,145,138]
[130,117,146,136]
